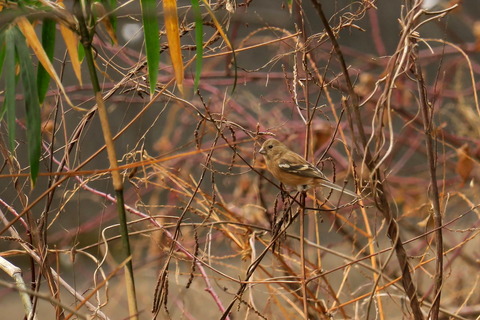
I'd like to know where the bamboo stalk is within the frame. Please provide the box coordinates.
[74,1,138,319]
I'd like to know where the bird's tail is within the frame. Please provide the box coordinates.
[318,180,359,198]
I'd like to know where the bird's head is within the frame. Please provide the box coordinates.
[259,138,285,159]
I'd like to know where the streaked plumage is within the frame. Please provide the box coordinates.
[259,138,358,198]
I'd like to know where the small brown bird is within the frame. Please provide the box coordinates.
[259,138,358,198]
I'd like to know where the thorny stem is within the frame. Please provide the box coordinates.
[412,40,443,320]
[310,0,424,318]
[309,0,366,150]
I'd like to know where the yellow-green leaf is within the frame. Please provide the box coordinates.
[58,0,82,86]
[163,0,184,94]
[16,16,74,107]
[92,1,118,45]
[59,24,83,86]
[201,0,237,92]
[104,0,117,31]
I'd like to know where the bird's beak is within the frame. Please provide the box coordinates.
[259,147,266,155]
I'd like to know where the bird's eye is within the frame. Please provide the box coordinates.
[268,145,273,149]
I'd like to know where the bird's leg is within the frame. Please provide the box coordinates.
[297,184,309,192]
[299,190,307,207]
[271,190,300,251]
[288,191,301,221]
[299,190,309,319]
[280,183,289,201]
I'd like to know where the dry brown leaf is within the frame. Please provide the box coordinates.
[312,122,333,151]
[456,144,475,185]
[473,21,480,51]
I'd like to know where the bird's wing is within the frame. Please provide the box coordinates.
[278,152,359,198]
[277,154,327,180]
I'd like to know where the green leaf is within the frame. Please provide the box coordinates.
[93,0,118,44]
[287,0,293,14]
[103,0,117,32]
[14,28,41,185]
[77,41,85,62]
[140,0,160,96]
[37,18,56,104]
[191,0,203,92]
[3,28,17,153]
[0,32,6,77]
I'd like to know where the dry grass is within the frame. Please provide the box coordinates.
[1,0,480,319]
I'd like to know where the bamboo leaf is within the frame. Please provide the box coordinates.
[16,16,74,107]
[58,0,82,86]
[78,41,85,62]
[201,0,237,93]
[201,1,231,51]
[14,28,41,185]
[0,32,6,76]
[4,28,17,152]
[37,18,56,103]
[105,0,117,31]
[140,0,160,97]
[163,0,184,94]
[92,1,117,45]
[191,0,203,92]
[287,0,293,14]
[58,23,83,85]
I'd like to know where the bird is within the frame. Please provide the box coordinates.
[258,138,358,198]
